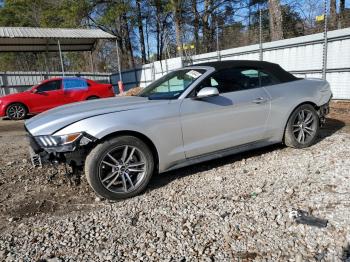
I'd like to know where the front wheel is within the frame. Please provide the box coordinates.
[6,103,27,120]
[284,104,320,148]
[85,136,154,200]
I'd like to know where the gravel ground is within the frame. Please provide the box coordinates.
[0,111,350,261]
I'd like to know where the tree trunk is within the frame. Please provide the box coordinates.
[339,0,346,28]
[268,0,284,41]
[192,0,199,54]
[202,0,212,52]
[122,13,135,68]
[156,17,161,61]
[172,0,183,57]
[329,0,337,30]
[145,16,150,61]
[136,0,147,63]
[340,0,345,13]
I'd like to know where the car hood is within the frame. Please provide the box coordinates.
[25,96,168,136]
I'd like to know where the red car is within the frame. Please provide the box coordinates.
[0,77,115,120]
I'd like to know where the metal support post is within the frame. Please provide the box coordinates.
[259,8,263,61]
[322,0,328,80]
[57,40,65,77]
[89,51,95,74]
[116,40,123,82]
[216,20,221,61]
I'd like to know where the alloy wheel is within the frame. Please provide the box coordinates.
[292,109,317,144]
[7,105,26,120]
[98,145,147,193]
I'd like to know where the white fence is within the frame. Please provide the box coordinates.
[1,28,349,99]
[111,27,350,100]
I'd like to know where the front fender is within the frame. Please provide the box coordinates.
[54,104,185,172]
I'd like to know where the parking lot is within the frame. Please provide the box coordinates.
[0,103,349,261]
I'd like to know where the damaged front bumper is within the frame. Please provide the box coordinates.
[26,130,96,168]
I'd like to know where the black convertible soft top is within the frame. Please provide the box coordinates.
[191,60,297,83]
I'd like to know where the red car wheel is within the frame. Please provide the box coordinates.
[6,103,27,120]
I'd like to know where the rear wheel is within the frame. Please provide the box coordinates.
[284,104,319,148]
[6,103,27,120]
[85,136,154,200]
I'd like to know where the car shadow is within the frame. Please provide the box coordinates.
[2,115,33,121]
[147,143,284,191]
[147,117,346,192]
[317,117,346,142]
[201,96,233,106]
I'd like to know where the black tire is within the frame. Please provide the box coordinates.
[85,136,154,200]
[284,104,320,148]
[6,103,27,120]
[86,96,99,100]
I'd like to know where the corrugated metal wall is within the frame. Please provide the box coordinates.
[111,28,350,99]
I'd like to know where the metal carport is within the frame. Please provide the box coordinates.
[0,27,117,76]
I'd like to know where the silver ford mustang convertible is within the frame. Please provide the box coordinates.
[25,61,332,199]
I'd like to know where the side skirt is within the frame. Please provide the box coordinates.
[163,139,278,173]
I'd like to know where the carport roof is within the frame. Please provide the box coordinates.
[0,27,117,52]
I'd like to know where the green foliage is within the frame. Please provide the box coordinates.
[0,0,93,71]
[0,0,91,27]
[250,4,303,39]
[0,0,342,72]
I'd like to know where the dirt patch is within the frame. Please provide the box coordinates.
[329,100,350,125]
[0,131,97,233]
[0,119,25,136]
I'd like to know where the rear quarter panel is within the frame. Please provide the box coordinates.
[88,83,114,98]
[263,78,331,141]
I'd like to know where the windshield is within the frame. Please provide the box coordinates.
[139,69,206,100]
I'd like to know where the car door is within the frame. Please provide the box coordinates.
[180,67,271,158]
[62,78,89,103]
[29,79,64,113]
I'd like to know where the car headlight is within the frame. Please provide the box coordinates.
[35,133,82,148]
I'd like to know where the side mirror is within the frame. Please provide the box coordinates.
[195,87,219,99]
[33,88,44,94]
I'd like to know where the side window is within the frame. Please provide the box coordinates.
[63,78,89,91]
[37,80,61,92]
[240,69,260,89]
[259,71,280,87]
[193,67,281,96]
[203,68,260,94]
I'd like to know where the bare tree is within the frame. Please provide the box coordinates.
[329,0,337,29]
[191,0,200,54]
[339,0,346,28]
[171,0,184,57]
[122,12,135,68]
[151,1,172,61]
[268,0,284,40]
[136,0,147,63]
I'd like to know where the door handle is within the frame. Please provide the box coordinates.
[252,97,267,104]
